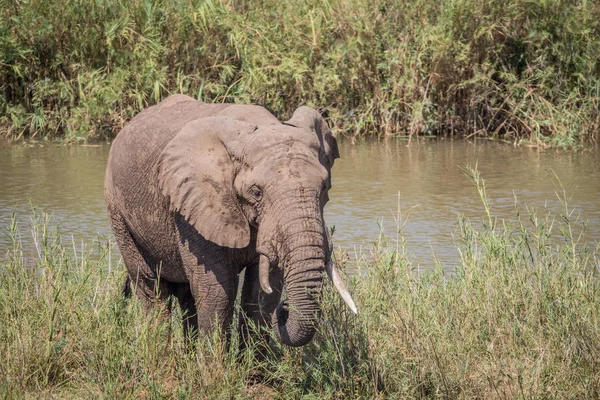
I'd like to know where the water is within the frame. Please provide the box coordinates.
[1,139,599,268]
[327,139,600,267]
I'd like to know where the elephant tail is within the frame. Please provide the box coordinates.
[121,276,133,298]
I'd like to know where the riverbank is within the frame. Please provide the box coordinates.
[2,0,599,146]
[1,173,598,398]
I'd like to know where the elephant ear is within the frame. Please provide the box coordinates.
[285,106,339,171]
[156,117,252,248]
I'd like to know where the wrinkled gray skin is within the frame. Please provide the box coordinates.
[104,95,339,347]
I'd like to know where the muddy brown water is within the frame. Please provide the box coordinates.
[1,139,599,269]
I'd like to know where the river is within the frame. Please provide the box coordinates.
[1,139,599,269]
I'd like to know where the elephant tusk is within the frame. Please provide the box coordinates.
[259,254,273,294]
[326,259,358,315]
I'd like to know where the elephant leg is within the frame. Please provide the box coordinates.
[178,247,239,343]
[172,282,198,342]
[108,210,173,314]
[239,263,283,359]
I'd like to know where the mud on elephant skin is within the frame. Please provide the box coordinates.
[104,94,356,348]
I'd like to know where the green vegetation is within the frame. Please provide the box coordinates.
[1,170,599,398]
[1,0,599,145]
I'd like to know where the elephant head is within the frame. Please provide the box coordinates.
[155,105,356,346]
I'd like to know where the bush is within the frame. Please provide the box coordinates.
[2,0,599,145]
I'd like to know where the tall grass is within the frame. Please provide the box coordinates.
[1,0,599,145]
[1,174,599,398]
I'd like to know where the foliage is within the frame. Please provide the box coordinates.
[1,173,599,397]
[1,0,599,145]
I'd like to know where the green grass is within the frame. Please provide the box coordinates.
[1,171,599,398]
[1,0,599,146]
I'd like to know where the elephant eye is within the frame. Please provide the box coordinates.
[249,185,263,202]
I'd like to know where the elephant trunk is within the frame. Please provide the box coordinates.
[274,229,325,347]
[260,190,326,347]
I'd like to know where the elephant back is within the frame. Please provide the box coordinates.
[105,96,210,242]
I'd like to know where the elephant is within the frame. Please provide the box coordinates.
[104,94,356,349]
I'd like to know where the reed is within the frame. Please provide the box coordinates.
[1,0,599,146]
[1,173,599,397]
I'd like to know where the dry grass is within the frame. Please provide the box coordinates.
[1,170,599,398]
